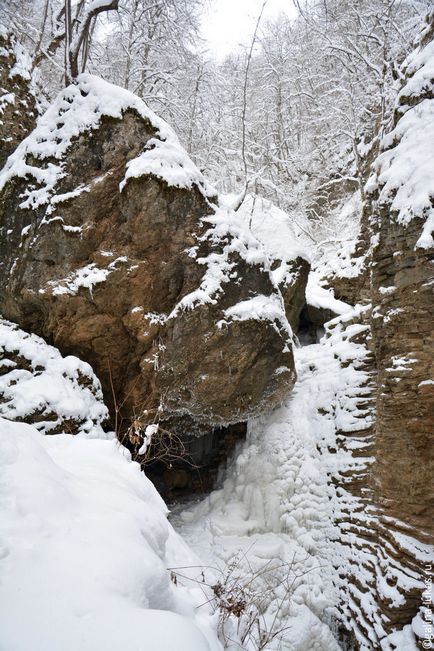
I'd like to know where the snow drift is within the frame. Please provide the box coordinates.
[0,417,221,651]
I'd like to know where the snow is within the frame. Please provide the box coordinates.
[311,191,366,282]
[0,417,221,651]
[378,285,396,295]
[305,271,351,315]
[0,74,214,210]
[0,27,34,128]
[218,293,292,337]
[138,423,160,455]
[368,25,434,249]
[45,257,127,296]
[233,194,309,264]
[0,91,14,116]
[0,25,32,81]
[168,206,291,343]
[143,311,167,325]
[121,136,213,195]
[0,319,108,435]
[8,39,32,81]
[382,625,419,651]
[374,99,434,248]
[62,224,82,233]
[400,30,434,104]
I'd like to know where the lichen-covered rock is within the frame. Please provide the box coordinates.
[0,319,108,435]
[0,26,37,170]
[0,75,305,435]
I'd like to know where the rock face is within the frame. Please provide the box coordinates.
[0,318,108,435]
[0,75,305,437]
[324,306,432,651]
[368,11,434,540]
[232,194,311,334]
[0,27,37,170]
[322,140,379,307]
[368,16,434,644]
[276,257,310,332]
[331,12,434,649]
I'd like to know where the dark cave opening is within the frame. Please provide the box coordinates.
[297,304,326,345]
[142,421,248,503]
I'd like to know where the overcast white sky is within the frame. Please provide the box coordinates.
[201,0,296,59]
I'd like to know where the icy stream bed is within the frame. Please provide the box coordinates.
[0,310,368,651]
[169,338,352,651]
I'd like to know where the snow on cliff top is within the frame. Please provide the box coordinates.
[0,319,108,435]
[367,15,434,250]
[0,417,221,651]
[0,73,214,207]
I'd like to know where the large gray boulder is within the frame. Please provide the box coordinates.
[0,74,307,437]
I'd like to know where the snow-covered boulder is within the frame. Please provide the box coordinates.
[233,194,310,333]
[0,26,37,170]
[0,417,221,651]
[0,75,305,437]
[234,194,352,339]
[0,319,108,435]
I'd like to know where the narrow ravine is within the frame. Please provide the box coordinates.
[1,6,433,649]
[169,327,359,650]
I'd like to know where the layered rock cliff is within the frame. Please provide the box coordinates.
[368,10,434,538]
[325,12,434,650]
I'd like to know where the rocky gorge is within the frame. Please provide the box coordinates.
[0,7,433,651]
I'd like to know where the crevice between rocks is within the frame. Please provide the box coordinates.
[143,421,248,503]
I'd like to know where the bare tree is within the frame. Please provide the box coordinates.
[1,0,119,84]
[63,0,120,82]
